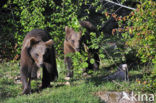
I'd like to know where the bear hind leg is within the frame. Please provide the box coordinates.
[65,57,73,77]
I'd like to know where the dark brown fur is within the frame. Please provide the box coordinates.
[64,26,82,77]
[79,21,97,32]
[20,29,58,94]
[79,21,100,72]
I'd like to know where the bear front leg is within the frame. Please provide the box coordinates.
[20,69,31,94]
[41,66,51,89]
[64,57,73,77]
[31,66,38,80]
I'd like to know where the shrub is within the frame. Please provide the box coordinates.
[122,0,156,64]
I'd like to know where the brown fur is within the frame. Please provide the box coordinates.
[20,29,58,94]
[79,21,97,32]
[64,26,82,77]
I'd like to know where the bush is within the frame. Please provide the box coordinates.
[12,0,82,56]
[2,0,155,74]
[122,0,156,64]
[1,0,102,74]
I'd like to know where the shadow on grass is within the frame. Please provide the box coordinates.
[31,82,67,94]
[85,66,144,87]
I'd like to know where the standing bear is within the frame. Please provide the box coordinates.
[64,22,100,78]
[64,26,82,78]
[20,29,58,94]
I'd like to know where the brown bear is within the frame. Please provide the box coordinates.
[20,29,58,94]
[64,26,82,78]
[64,24,100,78]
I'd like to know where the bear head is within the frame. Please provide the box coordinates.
[25,37,53,68]
[65,26,82,52]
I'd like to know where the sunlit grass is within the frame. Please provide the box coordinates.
[0,60,154,103]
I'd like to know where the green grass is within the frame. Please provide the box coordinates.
[4,84,100,103]
[0,61,155,103]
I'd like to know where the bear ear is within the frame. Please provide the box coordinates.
[65,26,72,41]
[30,37,38,46]
[26,37,38,48]
[65,26,70,33]
[45,39,53,48]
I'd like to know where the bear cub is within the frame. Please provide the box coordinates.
[64,26,82,78]
[20,29,58,94]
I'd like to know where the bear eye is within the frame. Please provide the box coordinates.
[72,40,75,43]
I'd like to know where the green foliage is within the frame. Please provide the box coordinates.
[1,0,84,56]
[65,52,88,76]
[122,0,156,63]
[141,65,156,93]
[1,0,155,79]
[1,0,129,72]
[1,0,156,102]
[0,0,18,60]
[1,0,104,76]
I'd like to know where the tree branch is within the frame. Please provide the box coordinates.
[104,0,136,11]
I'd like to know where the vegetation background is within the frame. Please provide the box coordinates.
[0,0,155,102]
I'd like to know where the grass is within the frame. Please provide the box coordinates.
[0,60,155,103]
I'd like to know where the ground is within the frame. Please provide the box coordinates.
[0,60,155,103]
